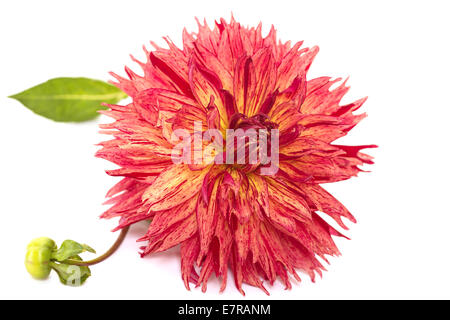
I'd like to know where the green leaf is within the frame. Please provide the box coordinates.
[51,240,96,262]
[50,256,91,286]
[9,77,127,122]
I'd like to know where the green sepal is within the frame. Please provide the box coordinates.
[51,240,95,262]
[50,256,91,286]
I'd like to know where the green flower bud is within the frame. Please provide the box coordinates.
[25,237,56,279]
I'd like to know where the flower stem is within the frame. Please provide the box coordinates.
[63,226,130,267]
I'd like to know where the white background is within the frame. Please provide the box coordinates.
[1,0,449,300]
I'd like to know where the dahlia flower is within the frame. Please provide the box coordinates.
[97,17,375,294]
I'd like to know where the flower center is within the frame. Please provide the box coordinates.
[226,113,278,173]
[228,112,278,131]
